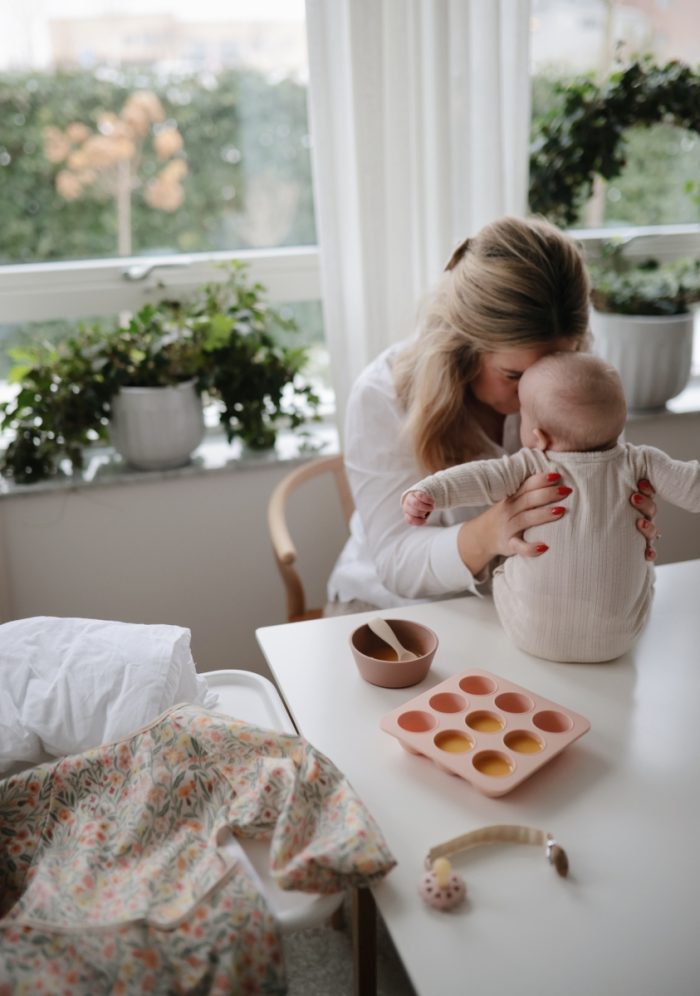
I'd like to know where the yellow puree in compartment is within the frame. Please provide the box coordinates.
[508,732,543,753]
[475,754,512,777]
[435,732,472,753]
[470,714,504,732]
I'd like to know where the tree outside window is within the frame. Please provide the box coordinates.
[45,90,186,256]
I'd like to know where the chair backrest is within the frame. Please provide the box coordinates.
[267,453,354,622]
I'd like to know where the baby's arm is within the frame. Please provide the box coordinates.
[402,452,534,523]
[643,447,700,512]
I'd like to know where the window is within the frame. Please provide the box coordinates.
[530,0,700,371]
[0,0,327,391]
[531,0,700,229]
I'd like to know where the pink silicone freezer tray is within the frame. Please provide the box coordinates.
[380,668,590,797]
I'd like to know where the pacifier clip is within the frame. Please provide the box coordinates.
[420,824,569,911]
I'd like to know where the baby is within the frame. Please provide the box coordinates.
[401,352,700,662]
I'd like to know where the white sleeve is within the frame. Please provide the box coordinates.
[343,363,482,600]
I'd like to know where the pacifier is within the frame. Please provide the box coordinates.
[419,856,467,911]
[419,824,569,912]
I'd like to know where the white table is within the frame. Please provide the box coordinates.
[257,560,700,996]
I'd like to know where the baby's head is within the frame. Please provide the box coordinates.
[518,352,627,452]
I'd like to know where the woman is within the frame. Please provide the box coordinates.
[326,216,657,615]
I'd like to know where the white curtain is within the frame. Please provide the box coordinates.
[305,0,532,424]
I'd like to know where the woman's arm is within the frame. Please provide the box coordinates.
[343,363,567,599]
[457,473,568,575]
[402,452,570,575]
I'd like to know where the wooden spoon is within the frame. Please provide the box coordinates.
[367,617,419,662]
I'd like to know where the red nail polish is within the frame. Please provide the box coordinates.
[551,506,565,515]
[557,486,572,496]
[536,544,549,553]
[546,473,561,482]
[639,479,652,493]
[632,494,643,505]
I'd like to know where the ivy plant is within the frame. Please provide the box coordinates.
[0,327,114,482]
[0,262,321,484]
[529,58,700,227]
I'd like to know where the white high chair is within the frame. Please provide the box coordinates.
[205,668,344,932]
[206,669,379,996]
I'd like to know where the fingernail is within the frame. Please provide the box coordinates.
[640,519,650,529]
[546,473,561,482]
[632,494,644,505]
[647,548,657,561]
[639,479,652,493]
[551,506,565,516]
[557,486,573,496]
[536,544,549,553]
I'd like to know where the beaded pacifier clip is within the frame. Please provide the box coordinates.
[419,824,569,911]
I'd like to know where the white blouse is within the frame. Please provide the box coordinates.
[327,342,522,609]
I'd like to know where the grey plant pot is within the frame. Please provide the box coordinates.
[590,308,694,412]
[109,380,205,470]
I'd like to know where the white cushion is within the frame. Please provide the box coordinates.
[0,616,217,774]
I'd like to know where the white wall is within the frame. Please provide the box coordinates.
[0,455,350,679]
[1,409,698,678]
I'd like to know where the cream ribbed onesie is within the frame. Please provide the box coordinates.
[407,443,700,662]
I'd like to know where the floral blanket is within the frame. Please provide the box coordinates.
[0,704,395,994]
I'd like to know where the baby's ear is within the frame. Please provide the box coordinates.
[532,428,550,451]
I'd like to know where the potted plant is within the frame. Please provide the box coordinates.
[587,244,700,412]
[182,264,321,452]
[94,301,206,471]
[0,262,321,483]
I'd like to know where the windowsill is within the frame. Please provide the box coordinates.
[1,375,699,500]
[629,377,700,420]
[0,420,341,499]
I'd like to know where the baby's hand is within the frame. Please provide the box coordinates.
[402,490,435,526]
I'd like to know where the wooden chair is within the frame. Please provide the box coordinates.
[268,453,354,622]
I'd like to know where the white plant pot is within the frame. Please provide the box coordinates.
[590,308,694,412]
[109,380,205,471]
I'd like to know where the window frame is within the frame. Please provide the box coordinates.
[571,222,700,264]
[0,247,321,325]
[2,222,698,324]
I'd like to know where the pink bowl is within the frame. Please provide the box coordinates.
[350,619,438,688]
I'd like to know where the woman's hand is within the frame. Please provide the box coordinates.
[631,478,659,561]
[457,471,571,575]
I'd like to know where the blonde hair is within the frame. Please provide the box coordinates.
[393,216,591,472]
[519,352,627,451]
